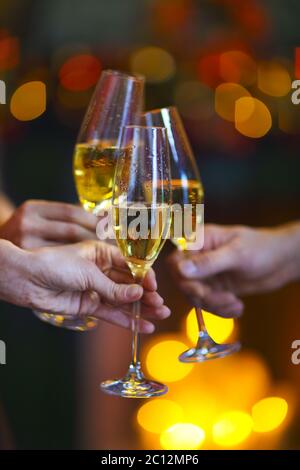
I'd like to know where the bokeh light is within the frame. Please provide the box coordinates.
[235,97,272,138]
[220,50,257,85]
[146,338,193,382]
[152,0,194,33]
[186,308,234,344]
[215,83,251,122]
[160,423,205,450]
[257,61,291,97]
[174,81,214,120]
[212,411,253,447]
[59,54,101,91]
[130,46,175,83]
[252,397,288,433]
[10,81,46,121]
[197,53,221,88]
[0,30,19,70]
[295,47,300,79]
[137,399,183,434]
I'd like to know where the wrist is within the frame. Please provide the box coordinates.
[0,239,34,308]
[275,222,300,283]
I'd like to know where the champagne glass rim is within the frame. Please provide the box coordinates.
[102,69,145,82]
[142,106,177,116]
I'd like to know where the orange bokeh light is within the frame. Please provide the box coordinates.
[215,83,251,122]
[59,54,101,91]
[257,61,291,97]
[220,50,257,85]
[235,97,272,138]
[10,81,46,121]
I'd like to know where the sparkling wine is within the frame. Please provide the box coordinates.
[170,178,204,251]
[73,141,121,212]
[113,203,170,278]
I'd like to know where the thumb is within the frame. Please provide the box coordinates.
[178,245,237,279]
[85,265,143,304]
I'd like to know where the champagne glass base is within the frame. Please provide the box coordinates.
[33,311,98,332]
[100,378,168,398]
[179,340,241,363]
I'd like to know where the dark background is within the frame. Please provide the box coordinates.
[0,0,300,449]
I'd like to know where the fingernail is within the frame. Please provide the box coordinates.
[142,323,155,334]
[126,284,142,299]
[161,307,171,318]
[179,260,197,276]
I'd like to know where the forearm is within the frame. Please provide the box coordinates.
[271,221,300,284]
[0,239,32,308]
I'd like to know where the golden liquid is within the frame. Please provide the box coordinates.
[73,142,120,212]
[113,203,170,278]
[170,179,204,251]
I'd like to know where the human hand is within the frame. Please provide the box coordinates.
[0,240,170,333]
[0,200,98,249]
[167,223,300,317]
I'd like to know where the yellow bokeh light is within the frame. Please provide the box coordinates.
[212,411,253,447]
[252,397,288,433]
[160,423,205,450]
[186,308,234,344]
[130,46,175,83]
[220,50,257,85]
[215,82,251,122]
[10,81,46,121]
[235,97,272,138]
[146,339,193,382]
[258,61,291,97]
[137,399,183,434]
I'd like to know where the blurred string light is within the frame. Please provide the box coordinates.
[215,83,250,122]
[252,397,288,432]
[235,97,272,138]
[0,29,19,70]
[220,50,257,86]
[59,54,101,91]
[10,81,46,121]
[146,338,194,382]
[137,399,183,434]
[130,46,175,83]
[160,424,205,450]
[174,81,214,120]
[197,53,221,88]
[212,411,253,447]
[257,61,291,97]
[186,308,234,344]
[152,0,194,33]
[139,344,292,449]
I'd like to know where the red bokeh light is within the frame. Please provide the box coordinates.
[295,48,300,79]
[59,54,102,91]
[0,29,19,70]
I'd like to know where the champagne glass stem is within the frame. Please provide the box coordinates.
[195,306,207,336]
[127,276,144,382]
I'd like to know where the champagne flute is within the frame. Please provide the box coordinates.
[143,107,240,362]
[34,70,144,331]
[101,125,172,398]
